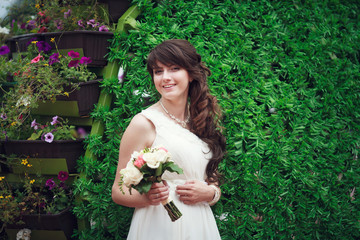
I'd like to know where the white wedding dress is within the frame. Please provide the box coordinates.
[126,108,221,240]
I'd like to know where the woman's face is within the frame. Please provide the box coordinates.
[152,61,191,102]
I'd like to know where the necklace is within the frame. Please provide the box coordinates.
[160,100,190,128]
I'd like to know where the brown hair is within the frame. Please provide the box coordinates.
[147,39,226,184]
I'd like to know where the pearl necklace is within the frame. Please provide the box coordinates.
[160,100,190,128]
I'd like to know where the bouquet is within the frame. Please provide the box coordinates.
[119,146,183,222]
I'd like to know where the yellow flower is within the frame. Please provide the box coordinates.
[27,164,32,168]
[50,37,55,43]
[44,64,49,67]
[0,196,4,199]
[6,195,12,198]
[11,122,17,126]
[31,41,38,44]
[35,4,40,9]
[0,176,5,181]
[64,92,69,97]
[21,159,29,165]
[30,179,35,184]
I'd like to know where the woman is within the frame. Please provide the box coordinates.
[112,39,226,239]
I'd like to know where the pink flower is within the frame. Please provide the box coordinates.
[44,132,54,143]
[0,113,7,120]
[31,54,43,63]
[68,50,80,59]
[58,171,69,182]
[158,147,168,152]
[68,60,79,68]
[134,154,146,169]
[79,56,92,65]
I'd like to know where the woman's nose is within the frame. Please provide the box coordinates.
[162,70,171,80]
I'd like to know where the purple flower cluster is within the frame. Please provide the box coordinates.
[0,46,10,55]
[36,41,52,53]
[67,50,92,67]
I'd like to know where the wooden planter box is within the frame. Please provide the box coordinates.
[1,140,84,174]
[6,207,77,240]
[6,31,113,67]
[32,79,102,117]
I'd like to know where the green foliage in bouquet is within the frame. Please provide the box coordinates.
[73,0,360,239]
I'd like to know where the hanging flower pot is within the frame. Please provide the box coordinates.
[1,139,84,174]
[32,79,102,117]
[6,30,113,67]
[5,206,77,240]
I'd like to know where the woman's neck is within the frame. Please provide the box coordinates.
[159,98,189,122]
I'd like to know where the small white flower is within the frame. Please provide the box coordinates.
[16,95,31,107]
[0,26,10,34]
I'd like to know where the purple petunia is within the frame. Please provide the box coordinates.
[51,116,59,125]
[54,19,63,30]
[31,119,39,130]
[0,46,10,55]
[79,56,92,65]
[68,60,79,68]
[36,41,52,53]
[44,132,54,143]
[99,25,109,32]
[87,19,97,28]
[0,113,7,120]
[58,171,69,182]
[48,53,60,65]
[68,50,80,59]
[64,9,71,19]
[26,20,36,30]
[45,178,56,190]
[77,20,85,28]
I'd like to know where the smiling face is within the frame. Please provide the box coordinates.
[152,61,191,102]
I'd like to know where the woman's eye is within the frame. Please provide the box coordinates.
[154,70,163,74]
[172,67,180,71]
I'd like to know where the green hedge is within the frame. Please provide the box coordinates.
[74,0,360,239]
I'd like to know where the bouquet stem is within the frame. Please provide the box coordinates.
[162,198,182,222]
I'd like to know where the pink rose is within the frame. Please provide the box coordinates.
[133,154,146,168]
[158,147,168,152]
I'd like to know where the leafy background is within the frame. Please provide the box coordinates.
[74,0,360,239]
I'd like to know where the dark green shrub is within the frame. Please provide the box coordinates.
[74,0,360,239]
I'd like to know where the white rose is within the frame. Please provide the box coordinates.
[143,150,171,168]
[120,161,143,186]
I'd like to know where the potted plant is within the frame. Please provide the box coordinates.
[0,115,87,174]
[0,38,101,130]
[0,168,76,240]
[6,0,114,68]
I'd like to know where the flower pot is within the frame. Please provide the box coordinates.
[32,79,102,117]
[6,31,114,67]
[1,140,84,174]
[5,207,77,240]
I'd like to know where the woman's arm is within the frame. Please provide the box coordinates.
[111,113,169,208]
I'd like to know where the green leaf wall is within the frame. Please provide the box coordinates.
[74,0,360,239]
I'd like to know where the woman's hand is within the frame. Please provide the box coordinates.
[175,180,214,205]
[146,181,170,205]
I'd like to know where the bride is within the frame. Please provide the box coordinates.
[112,39,226,240]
